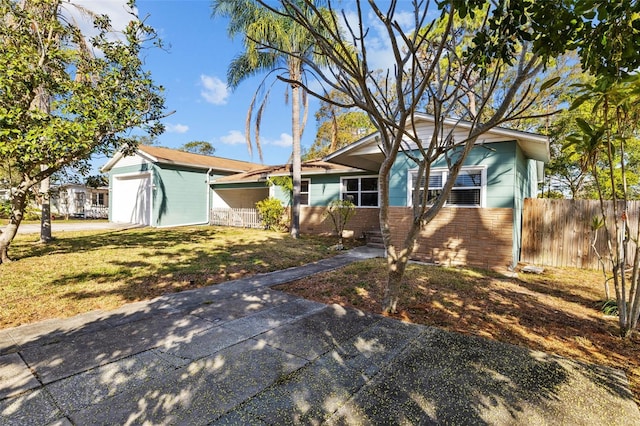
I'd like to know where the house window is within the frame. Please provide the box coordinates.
[74,192,85,210]
[92,193,105,206]
[300,179,310,206]
[341,176,378,207]
[409,167,485,207]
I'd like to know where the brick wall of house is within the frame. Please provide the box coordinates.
[387,207,514,270]
[300,207,380,240]
[299,206,514,270]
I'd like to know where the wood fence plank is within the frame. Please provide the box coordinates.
[521,198,640,271]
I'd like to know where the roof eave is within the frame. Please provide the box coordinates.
[268,166,366,177]
[154,159,253,173]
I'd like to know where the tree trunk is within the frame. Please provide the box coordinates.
[290,77,302,239]
[39,171,52,243]
[0,186,28,265]
[0,232,13,264]
[382,257,408,313]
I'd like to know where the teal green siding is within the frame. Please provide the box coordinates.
[309,174,342,206]
[389,154,413,206]
[152,165,208,227]
[272,185,291,206]
[389,141,520,208]
[483,142,518,209]
[110,163,209,227]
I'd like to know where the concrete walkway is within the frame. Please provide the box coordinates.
[1,246,639,425]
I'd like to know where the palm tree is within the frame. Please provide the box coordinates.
[212,0,323,239]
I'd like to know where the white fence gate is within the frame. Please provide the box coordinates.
[210,208,262,229]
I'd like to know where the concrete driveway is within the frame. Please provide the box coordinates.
[1,247,639,425]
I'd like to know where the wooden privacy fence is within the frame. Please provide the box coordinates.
[210,208,262,229]
[521,198,640,271]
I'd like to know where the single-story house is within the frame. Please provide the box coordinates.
[212,113,548,270]
[49,184,110,219]
[101,145,262,227]
[103,114,548,269]
[317,113,548,270]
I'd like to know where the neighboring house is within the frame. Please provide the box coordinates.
[101,145,262,227]
[50,184,110,219]
[104,114,548,270]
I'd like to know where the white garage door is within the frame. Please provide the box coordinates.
[112,173,151,225]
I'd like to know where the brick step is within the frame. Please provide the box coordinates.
[365,230,385,248]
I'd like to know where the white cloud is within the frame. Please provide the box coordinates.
[166,123,189,134]
[218,131,291,148]
[391,11,416,33]
[62,1,135,40]
[267,133,292,148]
[220,130,246,145]
[200,75,229,105]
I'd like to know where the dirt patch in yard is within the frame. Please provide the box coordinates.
[275,259,640,404]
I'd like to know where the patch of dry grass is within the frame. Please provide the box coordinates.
[0,226,345,328]
[276,259,640,404]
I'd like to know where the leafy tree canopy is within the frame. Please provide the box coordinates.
[0,0,166,263]
[306,108,374,160]
[85,174,109,188]
[178,141,216,156]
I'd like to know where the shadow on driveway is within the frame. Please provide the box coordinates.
[1,247,638,425]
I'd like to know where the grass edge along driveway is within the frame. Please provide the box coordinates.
[1,226,345,329]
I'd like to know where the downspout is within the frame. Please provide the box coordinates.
[204,168,213,225]
[149,168,154,226]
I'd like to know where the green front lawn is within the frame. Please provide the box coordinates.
[0,226,343,328]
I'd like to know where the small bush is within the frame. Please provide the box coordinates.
[0,202,37,220]
[599,299,619,316]
[256,197,287,231]
[323,199,356,246]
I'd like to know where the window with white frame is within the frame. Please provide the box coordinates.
[92,192,105,206]
[341,176,378,207]
[409,167,485,207]
[300,179,310,206]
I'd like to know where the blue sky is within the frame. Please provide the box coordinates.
[135,0,311,165]
[69,0,416,173]
[78,0,323,171]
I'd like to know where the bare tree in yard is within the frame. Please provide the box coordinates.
[0,0,166,264]
[261,0,573,313]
